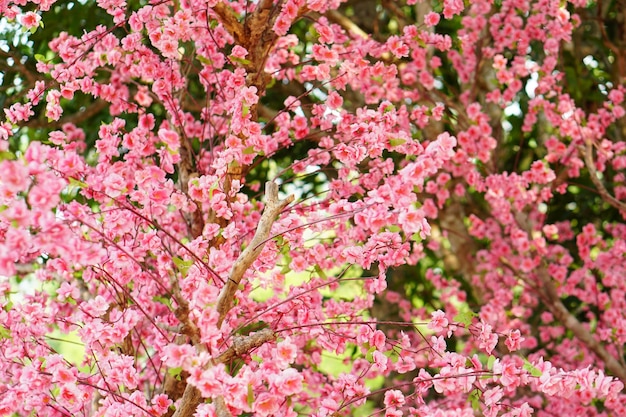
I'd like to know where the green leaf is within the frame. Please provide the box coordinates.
[172,256,194,276]
[453,310,476,326]
[0,324,11,340]
[0,151,15,162]
[231,56,252,66]
[469,388,481,411]
[314,264,327,279]
[280,263,292,274]
[68,177,88,188]
[153,295,173,309]
[197,55,212,65]
[523,359,542,377]
[383,348,398,363]
[410,232,422,242]
[167,367,183,380]
[487,355,496,370]
[389,138,406,147]
[243,146,256,155]
[34,53,46,62]
[247,383,254,407]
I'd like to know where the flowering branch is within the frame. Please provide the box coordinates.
[215,328,275,364]
[535,264,626,383]
[170,329,276,417]
[216,182,294,327]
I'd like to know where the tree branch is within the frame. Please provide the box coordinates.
[581,140,626,213]
[0,47,39,86]
[20,99,108,130]
[170,384,202,417]
[215,327,275,364]
[216,182,294,327]
[325,9,369,40]
[170,329,276,417]
[212,2,245,45]
[214,397,232,417]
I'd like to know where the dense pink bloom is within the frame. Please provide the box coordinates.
[0,1,625,417]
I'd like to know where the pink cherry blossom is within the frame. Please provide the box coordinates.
[1,1,625,416]
[19,11,40,28]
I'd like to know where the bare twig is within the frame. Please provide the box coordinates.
[21,99,108,129]
[581,140,626,213]
[216,182,294,327]
[325,9,369,40]
[0,47,39,85]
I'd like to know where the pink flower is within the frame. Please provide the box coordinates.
[20,12,41,29]
[502,402,533,417]
[383,389,405,407]
[494,360,520,388]
[161,344,195,368]
[135,86,153,107]
[151,394,172,414]
[424,12,440,27]
[0,160,30,193]
[102,173,127,198]
[276,368,303,395]
[56,282,80,301]
[53,367,77,385]
[327,91,343,109]
[241,86,259,105]
[230,45,248,59]
[255,393,280,416]
[4,102,34,123]
[58,385,80,411]
[370,330,386,350]
[428,310,448,333]
[158,128,180,151]
[373,350,388,372]
[477,321,498,354]
[430,335,446,355]
[275,337,297,368]
[505,329,524,352]
[483,387,503,406]
[387,36,409,58]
